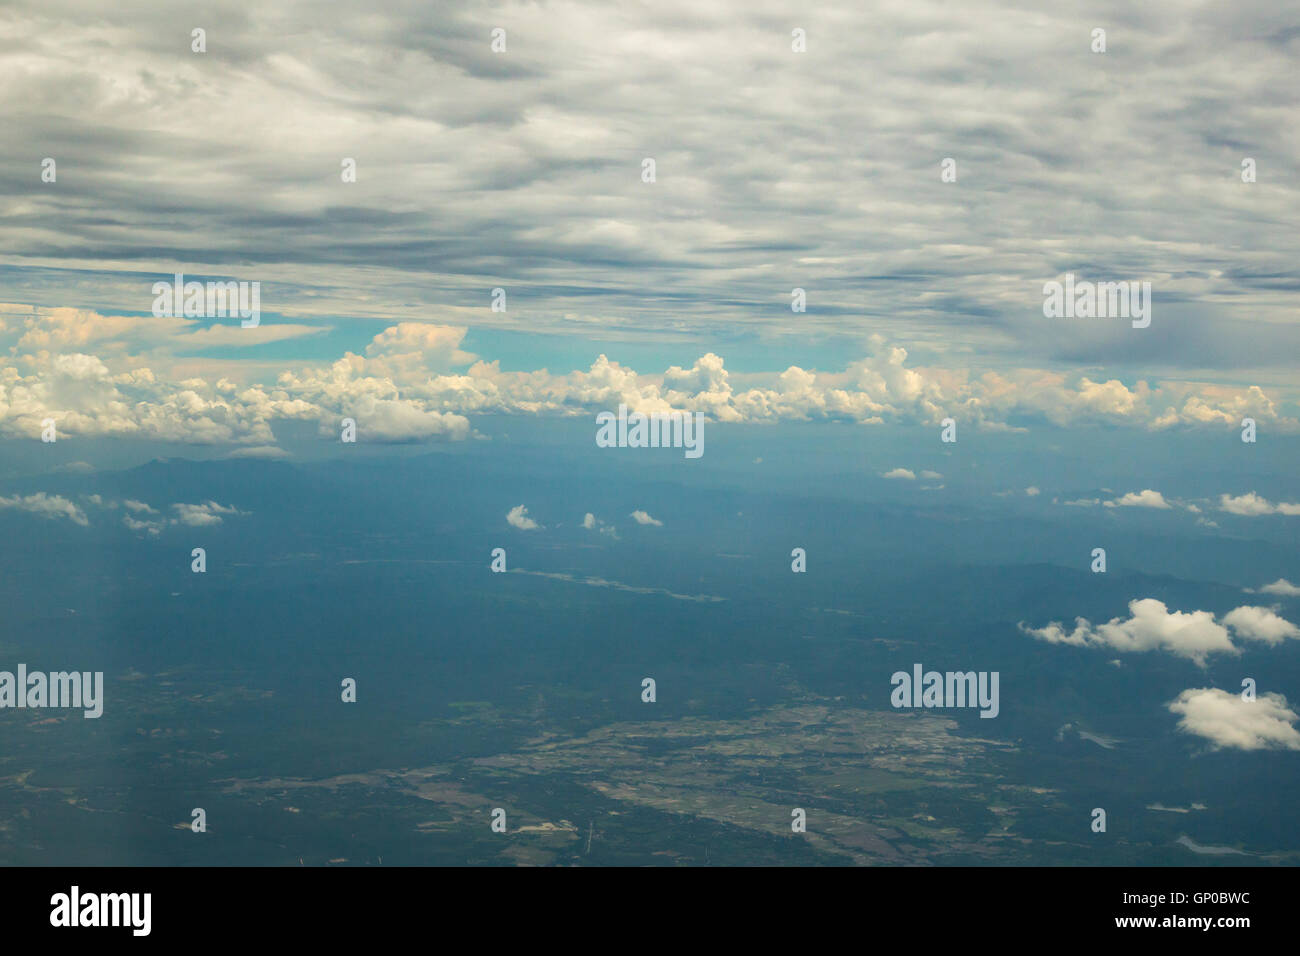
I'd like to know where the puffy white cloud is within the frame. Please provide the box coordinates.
[506,505,539,531]
[1105,489,1172,510]
[629,510,662,526]
[1222,606,1300,645]
[1023,599,1300,664]
[2,308,1296,446]
[338,395,470,443]
[0,348,286,443]
[0,492,88,526]
[14,305,192,352]
[0,309,474,446]
[122,515,162,536]
[1219,492,1273,516]
[302,353,1275,434]
[920,470,943,480]
[362,323,477,377]
[579,515,618,538]
[1021,598,1235,666]
[1168,689,1300,751]
[121,499,248,535]
[581,512,618,538]
[1258,579,1300,597]
[1024,486,1040,497]
[882,468,915,480]
[171,501,246,527]
[1219,493,1300,516]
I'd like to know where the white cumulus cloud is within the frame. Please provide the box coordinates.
[171,501,247,527]
[0,492,88,526]
[1023,599,1300,665]
[1168,689,1300,751]
[506,505,540,531]
[1104,489,1171,509]
[1258,578,1300,597]
[1222,606,1300,645]
[1021,599,1234,665]
[1219,492,1300,516]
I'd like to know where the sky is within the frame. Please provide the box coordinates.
[0,0,1297,449]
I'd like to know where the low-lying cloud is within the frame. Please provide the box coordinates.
[1168,688,1300,751]
[1020,598,1299,666]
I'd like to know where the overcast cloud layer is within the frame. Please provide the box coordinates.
[0,0,1296,444]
